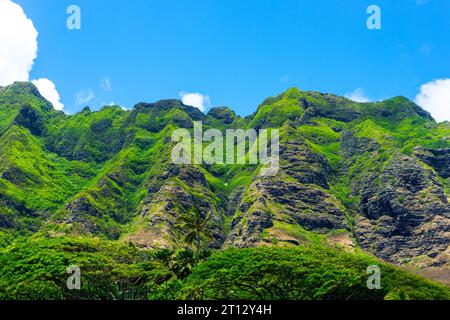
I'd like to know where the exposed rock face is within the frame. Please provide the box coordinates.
[226,126,349,248]
[223,118,450,266]
[64,197,102,235]
[1,82,450,282]
[227,179,347,247]
[414,147,450,179]
[226,175,349,247]
[207,107,237,125]
[316,107,362,123]
[355,153,450,264]
[126,164,226,249]
[281,133,332,189]
[340,131,379,158]
[226,186,245,216]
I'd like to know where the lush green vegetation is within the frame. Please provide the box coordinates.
[0,235,448,300]
[0,234,169,300]
[183,247,450,300]
[0,82,449,300]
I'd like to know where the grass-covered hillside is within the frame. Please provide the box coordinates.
[0,82,449,299]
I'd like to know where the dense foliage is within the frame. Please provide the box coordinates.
[182,247,450,300]
[0,235,448,300]
[0,82,449,300]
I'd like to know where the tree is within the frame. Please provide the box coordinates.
[176,208,213,261]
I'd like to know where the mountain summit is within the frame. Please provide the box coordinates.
[0,82,449,297]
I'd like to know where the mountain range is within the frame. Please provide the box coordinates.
[0,81,449,300]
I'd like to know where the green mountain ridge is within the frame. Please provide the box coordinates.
[0,81,449,300]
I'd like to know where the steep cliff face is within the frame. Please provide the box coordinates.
[225,123,349,248]
[0,82,449,280]
[125,164,226,249]
[414,147,450,179]
[223,89,449,270]
[354,153,450,264]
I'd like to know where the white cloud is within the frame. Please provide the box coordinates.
[100,77,112,91]
[345,88,370,103]
[76,89,95,105]
[179,91,211,112]
[0,1,66,110]
[0,0,38,86]
[100,101,129,111]
[415,79,450,122]
[101,101,118,107]
[32,78,64,111]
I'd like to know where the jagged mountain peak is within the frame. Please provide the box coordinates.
[0,82,449,289]
[367,95,434,121]
[7,81,43,97]
[251,87,435,129]
[207,106,238,124]
[133,99,206,120]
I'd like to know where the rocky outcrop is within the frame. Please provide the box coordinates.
[226,126,349,248]
[1,82,449,282]
[126,164,226,249]
[340,131,379,158]
[226,175,349,248]
[281,135,332,189]
[414,147,450,179]
[63,196,103,235]
[355,153,450,264]
[207,107,237,125]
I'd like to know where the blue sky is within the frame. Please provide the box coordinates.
[6,0,450,117]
